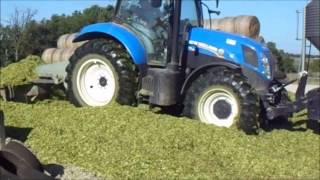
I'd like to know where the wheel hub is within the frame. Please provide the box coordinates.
[198,88,240,128]
[213,100,232,119]
[99,77,108,87]
[77,58,117,106]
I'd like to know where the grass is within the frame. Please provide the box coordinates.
[0,99,319,179]
[0,55,41,88]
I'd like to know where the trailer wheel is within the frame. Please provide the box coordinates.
[183,67,260,135]
[66,39,138,107]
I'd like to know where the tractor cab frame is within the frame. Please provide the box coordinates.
[114,0,203,67]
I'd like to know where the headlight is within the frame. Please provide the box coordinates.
[262,55,271,79]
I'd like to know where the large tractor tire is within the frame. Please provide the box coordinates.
[1,140,43,172]
[66,39,138,107]
[183,67,260,135]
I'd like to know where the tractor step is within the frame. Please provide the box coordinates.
[140,68,183,106]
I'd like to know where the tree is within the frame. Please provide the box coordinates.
[309,59,320,73]
[0,5,114,67]
[0,25,14,66]
[267,42,297,73]
[8,8,37,61]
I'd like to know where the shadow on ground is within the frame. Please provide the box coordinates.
[263,118,320,135]
[5,126,33,142]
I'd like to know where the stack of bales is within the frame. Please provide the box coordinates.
[41,33,86,64]
[204,15,261,40]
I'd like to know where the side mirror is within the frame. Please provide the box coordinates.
[151,0,162,8]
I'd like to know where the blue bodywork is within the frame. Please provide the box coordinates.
[188,28,273,80]
[75,22,272,80]
[74,22,147,65]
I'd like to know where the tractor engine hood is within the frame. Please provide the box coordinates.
[188,27,274,80]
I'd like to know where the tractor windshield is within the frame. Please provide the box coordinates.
[116,0,170,28]
[115,0,171,65]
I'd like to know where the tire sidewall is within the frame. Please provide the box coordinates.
[71,54,119,107]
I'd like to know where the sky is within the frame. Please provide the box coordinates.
[1,0,319,55]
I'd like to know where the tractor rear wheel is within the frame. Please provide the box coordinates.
[183,67,260,135]
[66,39,138,107]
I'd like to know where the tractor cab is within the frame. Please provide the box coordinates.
[114,0,203,66]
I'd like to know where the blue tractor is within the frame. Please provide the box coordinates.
[54,0,318,134]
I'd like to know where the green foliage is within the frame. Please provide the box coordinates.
[309,59,320,73]
[1,100,319,179]
[0,25,14,67]
[267,42,297,73]
[0,5,114,67]
[0,55,41,88]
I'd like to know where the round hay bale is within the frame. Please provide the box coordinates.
[52,49,64,63]
[41,48,56,64]
[57,34,69,49]
[203,16,261,39]
[65,33,79,48]
[75,41,87,48]
[204,19,220,29]
[218,17,235,33]
[234,15,260,39]
[61,47,77,62]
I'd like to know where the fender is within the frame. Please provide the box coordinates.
[180,60,241,96]
[74,22,147,65]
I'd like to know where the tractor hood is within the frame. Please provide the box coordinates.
[189,27,269,62]
[188,27,274,80]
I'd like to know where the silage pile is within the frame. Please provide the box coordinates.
[0,55,42,88]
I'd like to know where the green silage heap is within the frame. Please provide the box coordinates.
[0,56,42,88]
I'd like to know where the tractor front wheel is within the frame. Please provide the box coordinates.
[183,67,260,134]
[66,39,138,107]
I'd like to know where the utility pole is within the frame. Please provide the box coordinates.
[300,7,306,73]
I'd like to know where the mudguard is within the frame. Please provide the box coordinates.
[74,22,147,65]
[180,61,240,95]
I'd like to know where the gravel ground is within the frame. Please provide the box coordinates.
[2,138,105,180]
[286,84,319,93]
[45,164,105,180]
